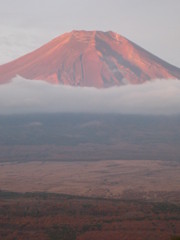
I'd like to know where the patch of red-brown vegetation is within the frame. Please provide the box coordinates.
[0,191,180,240]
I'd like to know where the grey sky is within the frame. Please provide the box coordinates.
[0,0,180,66]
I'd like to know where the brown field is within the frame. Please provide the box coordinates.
[1,160,180,240]
[0,160,180,202]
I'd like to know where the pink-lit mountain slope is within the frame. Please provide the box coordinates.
[0,30,180,87]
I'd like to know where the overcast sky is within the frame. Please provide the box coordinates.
[0,0,180,66]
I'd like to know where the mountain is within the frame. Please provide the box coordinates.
[0,30,180,88]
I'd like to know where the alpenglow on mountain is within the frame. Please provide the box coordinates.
[0,30,180,88]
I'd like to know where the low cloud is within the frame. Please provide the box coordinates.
[0,77,180,115]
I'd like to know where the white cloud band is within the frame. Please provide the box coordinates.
[0,77,180,115]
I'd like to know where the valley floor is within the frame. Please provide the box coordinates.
[0,160,179,201]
